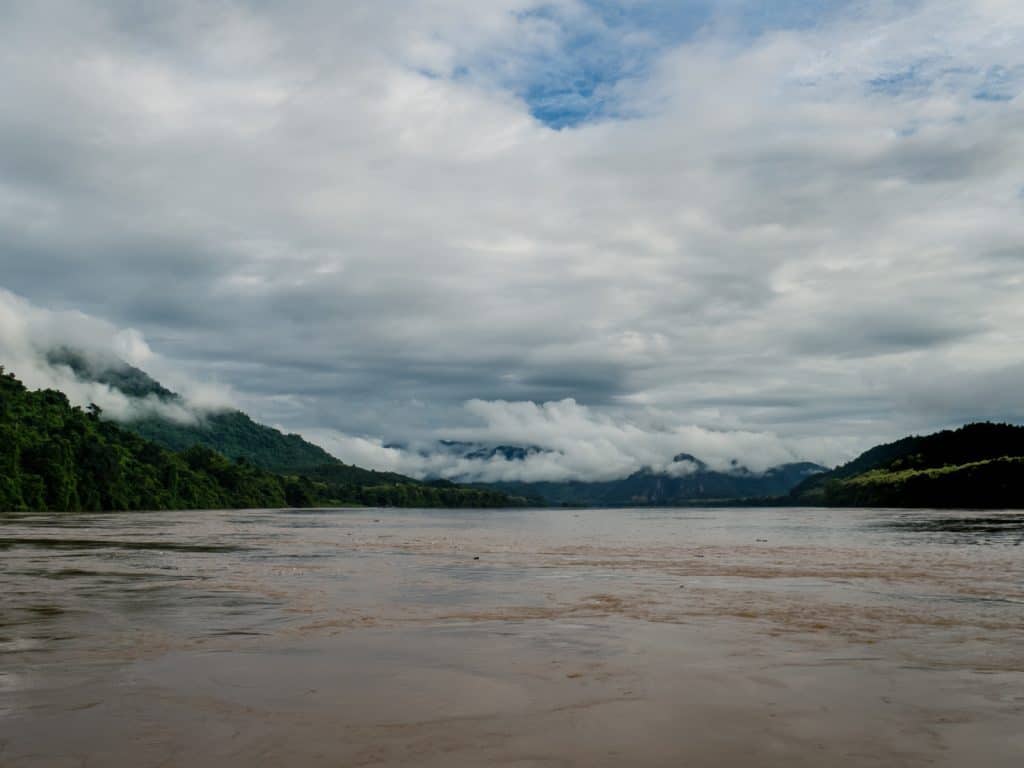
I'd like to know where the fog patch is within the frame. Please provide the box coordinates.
[0,288,234,424]
[307,398,822,483]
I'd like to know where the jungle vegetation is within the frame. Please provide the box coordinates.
[788,423,1024,508]
[0,367,523,512]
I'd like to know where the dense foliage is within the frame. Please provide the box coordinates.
[308,471,523,509]
[789,423,1024,508]
[130,410,340,472]
[0,368,524,511]
[0,368,289,511]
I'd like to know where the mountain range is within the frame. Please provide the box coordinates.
[462,453,827,506]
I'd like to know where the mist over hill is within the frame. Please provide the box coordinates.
[0,359,525,511]
[48,347,341,474]
[32,349,832,506]
[453,448,826,506]
[23,346,1024,510]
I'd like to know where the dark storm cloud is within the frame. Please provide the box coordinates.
[791,310,984,358]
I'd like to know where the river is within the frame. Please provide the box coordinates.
[1,507,1022,766]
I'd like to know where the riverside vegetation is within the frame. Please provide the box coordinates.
[788,422,1024,508]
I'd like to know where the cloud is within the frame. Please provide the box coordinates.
[307,397,856,482]
[0,1,1021,478]
[0,288,234,422]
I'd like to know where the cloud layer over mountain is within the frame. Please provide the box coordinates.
[1,1,1022,480]
[306,397,838,482]
[0,288,233,423]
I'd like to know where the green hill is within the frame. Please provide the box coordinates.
[0,366,524,511]
[0,366,295,511]
[48,351,532,501]
[48,347,339,473]
[129,410,339,473]
[789,423,1024,508]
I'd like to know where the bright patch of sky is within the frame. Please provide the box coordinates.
[447,0,1020,128]
[464,0,867,127]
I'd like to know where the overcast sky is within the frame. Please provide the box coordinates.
[1,1,1022,481]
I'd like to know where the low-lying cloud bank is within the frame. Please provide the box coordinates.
[306,398,843,483]
[0,288,234,424]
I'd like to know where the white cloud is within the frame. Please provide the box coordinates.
[0,1,1021,477]
[308,397,856,482]
[0,288,234,423]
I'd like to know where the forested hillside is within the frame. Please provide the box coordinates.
[0,367,292,511]
[49,348,339,472]
[130,410,340,473]
[0,368,524,511]
[789,423,1024,508]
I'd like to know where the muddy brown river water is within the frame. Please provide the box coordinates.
[1,507,1022,767]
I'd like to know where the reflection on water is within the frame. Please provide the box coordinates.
[1,507,1023,767]
[878,513,1024,545]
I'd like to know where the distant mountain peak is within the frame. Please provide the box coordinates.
[671,452,707,469]
[463,444,544,462]
[46,346,179,401]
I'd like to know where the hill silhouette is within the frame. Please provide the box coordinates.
[789,423,1024,508]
